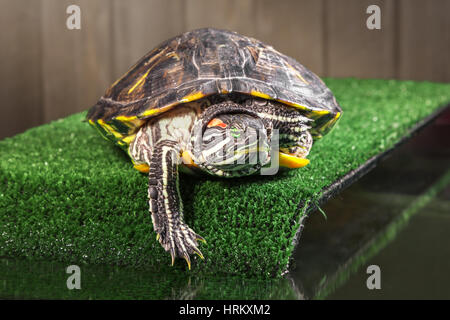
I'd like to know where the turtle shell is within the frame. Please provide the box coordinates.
[87,28,342,149]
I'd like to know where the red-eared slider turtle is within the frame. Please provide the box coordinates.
[87,28,342,269]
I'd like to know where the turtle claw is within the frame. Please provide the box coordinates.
[193,247,204,260]
[158,223,205,269]
[170,248,176,266]
[183,254,191,270]
[196,235,207,244]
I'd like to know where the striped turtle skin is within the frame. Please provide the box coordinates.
[86,28,343,269]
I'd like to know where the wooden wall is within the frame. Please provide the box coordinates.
[0,0,448,139]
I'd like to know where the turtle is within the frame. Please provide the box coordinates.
[86,28,342,269]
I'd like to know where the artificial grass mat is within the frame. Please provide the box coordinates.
[1,78,449,278]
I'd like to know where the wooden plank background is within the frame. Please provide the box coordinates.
[0,0,448,139]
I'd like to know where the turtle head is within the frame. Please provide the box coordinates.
[199,113,271,176]
[189,99,314,176]
[191,105,272,177]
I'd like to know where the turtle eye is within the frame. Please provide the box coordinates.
[230,127,241,138]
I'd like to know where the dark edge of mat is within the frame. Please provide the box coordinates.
[286,103,450,275]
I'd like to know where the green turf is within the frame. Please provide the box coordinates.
[1,78,449,278]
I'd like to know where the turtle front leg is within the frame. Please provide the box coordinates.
[148,140,205,269]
